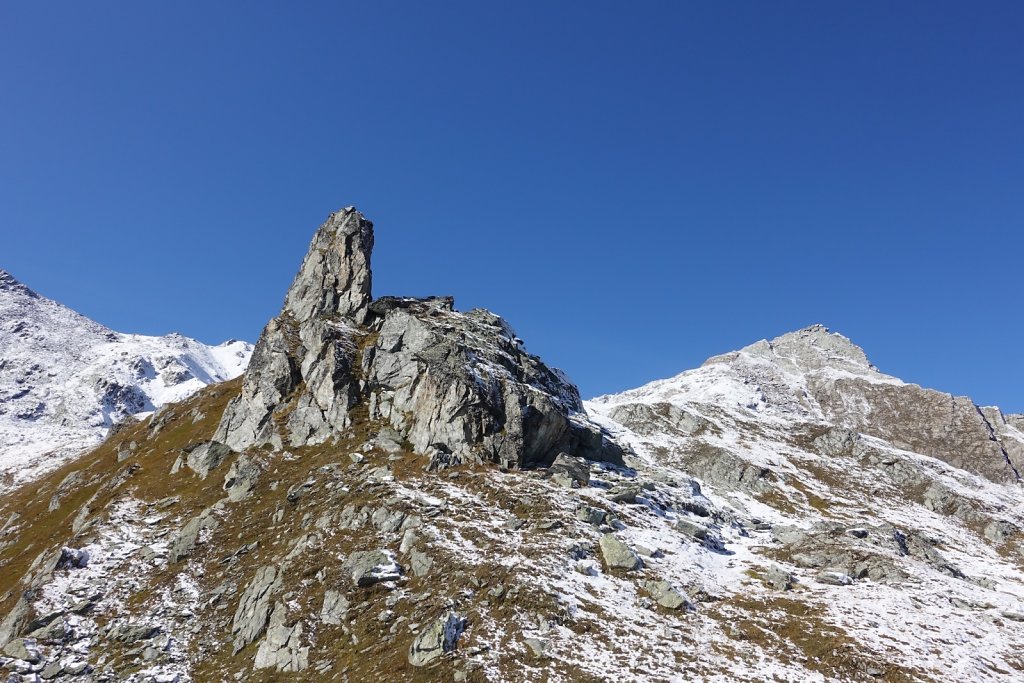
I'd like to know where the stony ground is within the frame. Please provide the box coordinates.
[3,362,1023,682]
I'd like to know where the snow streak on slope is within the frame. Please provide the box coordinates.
[0,269,252,488]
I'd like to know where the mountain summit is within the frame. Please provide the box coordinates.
[714,324,877,374]
[601,324,1024,484]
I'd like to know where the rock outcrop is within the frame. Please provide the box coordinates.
[215,207,623,470]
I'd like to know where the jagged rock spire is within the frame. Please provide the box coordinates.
[215,206,624,469]
[283,207,374,324]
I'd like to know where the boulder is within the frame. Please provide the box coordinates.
[169,508,218,563]
[1,637,40,663]
[816,570,853,586]
[674,518,709,541]
[598,534,641,571]
[409,549,433,577]
[524,637,549,657]
[764,565,794,591]
[548,453,590,487]
[607,485,640,504]
[55,547,89,570]
[576,506,606,526]
[345,550,402,587]
[642,580,687,609]
[107,621,160,643]
[408,612,465,666]
[184,441,233,479]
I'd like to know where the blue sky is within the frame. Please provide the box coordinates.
[2,2,1022,410]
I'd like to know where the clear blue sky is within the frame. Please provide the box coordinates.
[2,2,1022,411]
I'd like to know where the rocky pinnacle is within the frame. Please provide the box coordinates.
[283,207,374,325]
[214,207,623,468]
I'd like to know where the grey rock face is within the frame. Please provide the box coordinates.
[47,471,81,512]
[772,522,962,583]
[813,427,859,457]
[725,324,875,376]
[283,208,374,326]
[0,594,32,649]
[216,313,357,451]
[183,441,233,479]
[598,534,641,571]
[363,299,621,469]
[213,207,624,470]
[254,603,309,672]
[169,508,218,563]
[680,442,773,493]
[232,566,281,654]
[408,612,465,667]
[320,591,349,626]
[810,377,1022,484]
[699,325,1024,484]
[607,402,708,437]
[223,454,261,502]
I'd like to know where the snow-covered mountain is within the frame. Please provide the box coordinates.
[1,211,1022,683]
[0,269,252,488]
[584,325,1024,681]
[589,324,1024,484]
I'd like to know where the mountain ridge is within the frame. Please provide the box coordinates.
[0,268,253,489]
[593,323,1024,485]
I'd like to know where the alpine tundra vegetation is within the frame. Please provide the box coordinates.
[1,208,1023,682]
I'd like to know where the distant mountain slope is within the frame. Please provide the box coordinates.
[591,324,1024,483]
[0,269,252,488]
[585,325,1024,681]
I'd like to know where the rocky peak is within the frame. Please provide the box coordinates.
[638,323,1024,485]
[215,207,622,469]
[741,324,876,376]
[282,207,374,325]
[0,269,39,299]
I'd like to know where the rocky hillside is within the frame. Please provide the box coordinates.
[0,270,252,489]
[0,209,1022,683]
